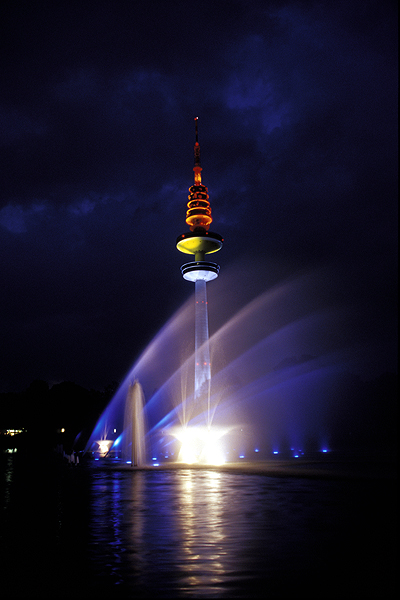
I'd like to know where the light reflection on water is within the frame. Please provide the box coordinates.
[0,456,396,599]
[92,470,246,595]
[177,471,227,590]
[86,467,362,598]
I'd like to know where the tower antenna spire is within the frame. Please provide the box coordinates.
[194,117,201,177]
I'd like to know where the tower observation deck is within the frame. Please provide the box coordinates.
[176,118,223,406]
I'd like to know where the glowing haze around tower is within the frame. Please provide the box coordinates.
[176,118,223,417]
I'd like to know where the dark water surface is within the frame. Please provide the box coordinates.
[0,453,396,598]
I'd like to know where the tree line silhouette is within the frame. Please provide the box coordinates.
[0,380,119,453]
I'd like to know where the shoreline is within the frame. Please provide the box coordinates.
[87,456,397,480]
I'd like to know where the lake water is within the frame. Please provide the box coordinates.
[0,453,396,598]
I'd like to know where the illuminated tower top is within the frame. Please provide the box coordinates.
[176,118,223,265]
[186,117,212,232]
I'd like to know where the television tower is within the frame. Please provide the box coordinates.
[176,118,223,416]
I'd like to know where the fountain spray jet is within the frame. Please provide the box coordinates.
[176,118,223,422]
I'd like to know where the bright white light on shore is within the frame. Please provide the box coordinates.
[96,440,113,456]
[5,429,24,436]
[202,428,226,465]
[178,429,198,464]
[172,426,227,466]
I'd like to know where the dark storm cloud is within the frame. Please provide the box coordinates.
[0,1,397,392]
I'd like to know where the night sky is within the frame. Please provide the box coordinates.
[1,1,397,394]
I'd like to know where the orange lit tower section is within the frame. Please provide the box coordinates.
[176,118,223,409]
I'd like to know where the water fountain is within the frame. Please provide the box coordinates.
[85,257,365,465]
[123,381,146,466]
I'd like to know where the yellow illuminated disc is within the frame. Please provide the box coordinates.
[176,235,223,255]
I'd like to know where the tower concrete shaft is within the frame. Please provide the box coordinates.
[195,279,211,399]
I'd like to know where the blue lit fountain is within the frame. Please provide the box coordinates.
[84,257,364,465]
